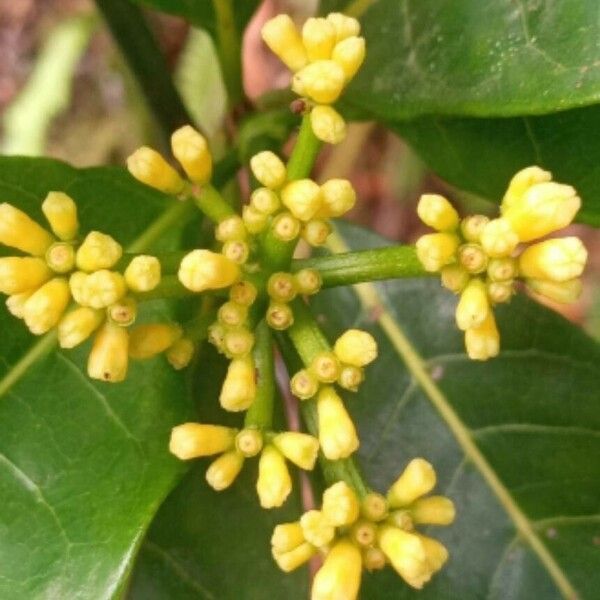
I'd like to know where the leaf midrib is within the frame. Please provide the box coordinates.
[327,230,579,600]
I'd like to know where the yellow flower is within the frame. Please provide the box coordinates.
[322,481,360,527]
[70,270,127,309]
[87,322,129,383]
[518,237,587,282]
[333,329,378,367]
[272,542,316,573]
[261,14,308,72]
[332,36,366,81]
[0,257,52,295]
[219,356,256,412]
[326,13,360,43]
[526,278,582,304]
[124,255,161,292]
[178,249,240,292]
[417,194,460,232]
[273,431,319,470]
[250,188,280,216]
[41,191,79,241]
[22,277,70,335]
[272,522,306,554]
[169,423,236,460]
[311,540,362,600]
[171,125,213,184]
[0,203,55,256]
[318,178,356,218]
[249,151,287,190]
[316,386,359,460]
[281,179,323,221]
[302,17,336,61]
[410,495,456,526]
[310,105,347,144]
[464,311,500,361]
[292,60,346,104]
[480,218,519,258]
[128,323,182,359]
[415,232,460,272]
[58,306,104,349]
[501,165,551,212]
[455,278,489,331]
[126,146,185,194]
[5,291,33,319]
[387,458,436,508]
[205,450,245,491]
[300,510,335,547]
[256,445,292,509]
[76,231,123,272]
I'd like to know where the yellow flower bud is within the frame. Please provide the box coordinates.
[223,327,255,358]
[219,356,256,412]
[0,257,51,295]
[272,522,305,554]
[58,306,104,349]
[257,445,292,509]
[526,277,582,304]
[178,249,240,292]
[317,386,359,460]
[271,211,301,242]
[310,105,346,145]
[107,296,138,327]
[460,214,490,243]
[464,311,500,361]
[124,255,161,292]
[205,450,244,491]
[166,337,195,370]
[45,242,76,274]
[361,492,388,522]
[250,187,280,215]
[126,146,184,194]
[351,520,377,547]
[363,547,387,571]
[417,194,459,232]
[501,165,552,213]
[22,277,70,335]
[261,14,308,72]
[410,495,456,526]
[300,510,335,547]
[487,257,517,282]
[417,533,449,575]
[318,179,356,218]
[169,423,236,460]
[322,481,360,526]
[518,237,587,282]
[272,431,319,470]
[6,291,33,319]
[440,264,469,294]
[458,243,488,274]
[311,540,362,600]
[415,232,460,272]
[302,219,332,246]
[273,542,316,573]
[294,268,322,296]
[222,240,249,265]
[41,191,79,241]
[215,215,247,242]
[281,179,323,221]
[388,458,436,508]
[208,322,226,351]
[229,281,258,306]
[378,526,431,589]
[292,60,346,104]
[76,231,123,272]
[337,365,365,392]
[71,270,127,309]
[302,17,336,61]
[87,322,129,383]
[388,509,414,531]
[290,368,319,400]
[480,218,519,258]
[311,351,341,383]
[236,428,263,457]
[333,328,378,367]
[266,301,295,331]
[218,301,248,327]
[171,125,212,184]
[332,36,365,81]
[326,13,360,42]
[242,204,268,234]
[267,272,297,303]
[0,203,54,256]
[487,280,514,304]
[455,278,489,331]
[250,151,287,190]
[128,323,182,359]
[503,182,581,242]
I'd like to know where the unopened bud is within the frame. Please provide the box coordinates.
[311,540,362,599]
[464,311,500,361]
[290,368,319,400]
[222,240,249,264]
[166,337,195,369]
[0,257,51,295]
[460,215,490,242]
[319,178,356,218]
[220,356,256,412]
[229,280,258,306]
[76,231,122,272]
[300,510,335,547]
[236,428,264,457]
[169,422,236,459]
[223,327,255,358]
[218,301,248,327]
[261,14,308,72]
[42,192,79,241]
[487,257,517,281]
[302,17,336,61]
[337,365,364,392]
[322,481,360,526]
[317,386,359,460]
[129,323,182,359]
[87,322,129,383]
[501,166,552,212]
[70,270,127,309]
[58,307,104,348]
[292,60,346,104]
[388,458,436,508]
[415,232,460,272]
[272,543,316,573]
[334,329,378,367]
[417,194,459,232]
[487,280,514,304]
[440,264,469,293]
[272,431,319,470]
[294,268,322,295]
[302,219,331,246]
[311,351,341,383]
[410,495,456,526]
[6,291,33,319]
[480,218,519,258]
[23,277,70,335]
[171,125,212,184]
[351,520,377,547]
[126,146,184,194]
[206,450,244,491]
[124,255,161,292]
[250,151,287,190]
[266,301,294,330]
[458,243,488,274]
[107,296,138,327]
[178,249,240,292]
[257,445,292,509]
[332,35,366,81]
[208,323,226,351]
[215,215,247,242]
[46,242,75,274]
[0,203,54,256]
[526,277,582,304]
[272,522,305,554]
[310,105,346,144]
[271,211,301,241]
[518,237,587,282]
[455,278,489,330]
[242,204,268,234]
[326,13,360,43]
[281,179,323,221]
[361,492,388,522]
[251,187,280,215]
[267,272,297,302]
[363,547,387,571]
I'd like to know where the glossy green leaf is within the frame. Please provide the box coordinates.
[128,346,309,600]
[134,0,259,36]
[393,107,600,226]
[325,0,600,119]
[305,223,600,599]
[0,157,194,598]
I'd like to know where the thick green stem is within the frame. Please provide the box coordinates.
[281,298,370,498]
[211,0,243,105]
[292,245,430,287]
[259,115,322,272]
[94,0,193,140]
[245,320,275,430]
[191,184,235,223]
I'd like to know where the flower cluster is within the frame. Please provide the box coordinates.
[416,166,588,360]
[272,459,455,596]
[0,195,193,381]
[261,12,365,145]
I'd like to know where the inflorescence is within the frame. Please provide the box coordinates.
[0,10,588,600]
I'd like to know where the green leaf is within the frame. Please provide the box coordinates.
[308,223,600,598]
[393,106,600,227]
[328,0,600,119]
[128,346,309,599]
[0,157,195,597]
[134,0,259,37]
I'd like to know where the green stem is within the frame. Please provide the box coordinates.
[94,0,193,140]
[281,298,370,498]
[259,115,322,272]
[245,320,275,430]
[183,311,215,342]
[292,245,430,287]
[134,275,192,301]
[190,183,235,223]
[211,0,243,105]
